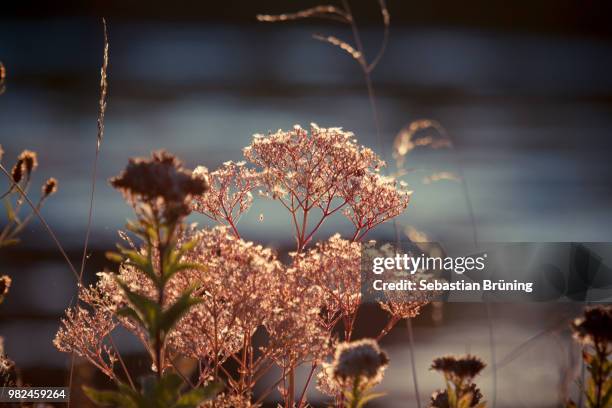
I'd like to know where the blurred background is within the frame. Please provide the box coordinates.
[1,1,612,406]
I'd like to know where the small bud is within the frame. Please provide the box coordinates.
[0,275,12,299]
[11,159,24,183]
[42,177,58,197]
[18,150,38,174]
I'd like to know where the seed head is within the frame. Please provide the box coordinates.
[11,160,24,183]
[431,354,486,381]
[0,275,11,298]
[332,338,389,385]
[571,306,612,346]
[110,150,208,221]
[42,177,58,197]
[17,150,38,174]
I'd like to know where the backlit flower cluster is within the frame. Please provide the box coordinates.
[54,124,416,406]
[169,226,283,364]
[53,287,118,379]
[318,339,389,396]
[243,124,393,248]
[293,234,361,331]
[191,161,259,237]
[110,150,208,222]
[343,173,412,241]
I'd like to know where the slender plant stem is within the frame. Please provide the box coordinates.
[68,19,110,405]
[0,164,78,279]
[110,333,136,390]
[340,1,422,407]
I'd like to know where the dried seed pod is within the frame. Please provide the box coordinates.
[17,150,38,174]
[42,177,58,197]
[11,160,24,183]
[0,275,12,303]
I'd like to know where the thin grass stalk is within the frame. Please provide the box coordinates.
[339,1,422,407]
[68,18,109,406]
[0,164,78,279]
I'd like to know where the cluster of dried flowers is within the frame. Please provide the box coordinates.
[0,148,58,248]
[0,145,58,387]
[54,124,426,407]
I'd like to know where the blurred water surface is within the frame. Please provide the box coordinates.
[0,19,611,406]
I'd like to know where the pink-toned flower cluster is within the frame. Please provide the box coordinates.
[54,125,422,407]
[191,161,259,237]
[244,124,389,248]
[293,234,361,334]
[343,173,412,241]
[54,286,118,379]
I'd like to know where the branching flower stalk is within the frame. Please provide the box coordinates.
[568,306,612,408]
[56,151,220,407]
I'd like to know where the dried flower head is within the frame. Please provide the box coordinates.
[431,355,486,381]
[0,62,5,95]
[571,305,612,346]
[330,338,389,389]
[17,150,38,175]
[11,160,24,183]
[41,177,58,198]
[110,150,208,221]
[0,275,11,299]
[110,150,207,203]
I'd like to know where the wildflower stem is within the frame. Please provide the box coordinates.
[0,163,79,279]
[109,333,135,391]
[406,318,422,408]
[296,363,317,408]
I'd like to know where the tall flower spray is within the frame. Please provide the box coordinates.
[55,124,424,407]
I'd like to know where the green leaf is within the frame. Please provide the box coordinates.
[117,280,161,336]
[139,373,182,406]
[159,289,203,335]
[173,382,223,408]
[106,251,124,263]
[83,386,138,408]
[120,248,159,287]
[163,262,205,285]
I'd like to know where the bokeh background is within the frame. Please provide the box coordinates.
[1,1,612,406]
